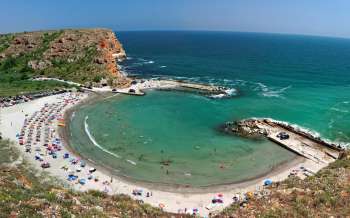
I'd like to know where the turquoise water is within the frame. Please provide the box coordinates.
[69,31,350,187]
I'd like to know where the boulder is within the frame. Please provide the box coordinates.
[28,60,52,70]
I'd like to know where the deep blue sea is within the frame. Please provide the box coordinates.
[117,31,350,142]
[69,31,350,186]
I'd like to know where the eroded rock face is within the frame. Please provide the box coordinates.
[1,28,131,88]
[43,29,130,87]
[96,30,127,76]
[5,32,43,57]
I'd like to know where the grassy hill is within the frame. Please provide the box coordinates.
[0,29,130,97]
[0,140,183,218]
[216,153,350,218]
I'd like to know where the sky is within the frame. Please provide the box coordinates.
[1,0,350,38]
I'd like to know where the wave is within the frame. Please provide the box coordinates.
[120,70,128,77]
[210,88,237,99]
[126,159,137,165]
[330,107,349,113]
[254,82,291,98]
[130,60,155,67]
[121,71,289,99]
[159,65,167,68]
[70,112,76,122]
[84,116,121,158]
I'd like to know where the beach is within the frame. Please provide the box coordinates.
[0,91,329,217]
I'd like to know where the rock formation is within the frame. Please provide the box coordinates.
[0,28,131,88]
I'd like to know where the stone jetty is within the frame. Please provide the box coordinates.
[113,79,229,96]
[227,118,344,164]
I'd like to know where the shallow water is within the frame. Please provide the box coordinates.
[69,31,350,186]
[70,91,297,186]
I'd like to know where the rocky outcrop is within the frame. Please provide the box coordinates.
[1,29,131,88]
[95,30,129,87]
[227,119,268,137]
[28,60,52,70]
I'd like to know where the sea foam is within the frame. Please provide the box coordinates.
[84,116,121,158]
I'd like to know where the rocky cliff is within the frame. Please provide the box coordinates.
[0,28,130,88]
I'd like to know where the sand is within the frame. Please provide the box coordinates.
[0,92,327,217]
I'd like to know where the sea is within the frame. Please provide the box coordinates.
[68,31,350,187]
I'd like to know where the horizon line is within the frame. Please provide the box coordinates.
[2,28,350,41]
[114,29,350,41]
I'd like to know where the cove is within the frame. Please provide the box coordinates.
[68,91,297,187]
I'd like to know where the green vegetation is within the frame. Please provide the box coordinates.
[0,29,128,97]
[0,140,180,218]
[218,152,350,218]
[0,31,73,97]
[0,80,73,97]
[0,34,14,53]
[39,46,102,83]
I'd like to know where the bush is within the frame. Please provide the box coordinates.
[93,75,102,83]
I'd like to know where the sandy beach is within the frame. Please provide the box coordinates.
[0,91,327,217]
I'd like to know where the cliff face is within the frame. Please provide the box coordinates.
[0,28,130,88]
[95,29,130,87]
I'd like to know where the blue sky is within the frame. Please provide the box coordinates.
[1,0,350,38]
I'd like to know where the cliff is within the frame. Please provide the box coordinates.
[0,28,130,91]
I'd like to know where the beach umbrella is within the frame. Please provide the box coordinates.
[80,161,86,167]
[246,191,254,198]
[35,153,41,160]
[263,179,273,186]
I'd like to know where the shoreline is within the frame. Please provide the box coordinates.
[0,91,326,216]
[61,95,306,192]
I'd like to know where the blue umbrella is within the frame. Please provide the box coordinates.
[263,179,273,186]
[79,179,86,185]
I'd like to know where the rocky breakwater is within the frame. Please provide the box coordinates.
[222,119,268,138]
[224,118,345,163]
[116,79,232,97]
